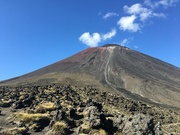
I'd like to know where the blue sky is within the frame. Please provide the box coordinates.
[0,0,180,81]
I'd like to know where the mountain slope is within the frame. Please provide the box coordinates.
[1,44,180,108]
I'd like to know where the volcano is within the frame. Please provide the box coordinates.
[1,44,180,108]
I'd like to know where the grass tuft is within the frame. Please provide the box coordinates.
[0,99,12,107]
[14,112,50,123]
[52,121,67,132]
[0,127,27,135]
[35,102,57,113]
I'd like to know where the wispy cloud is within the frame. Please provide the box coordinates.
[124,3,166,21]
[102,29,116,40]
[124,3,152,21]
[120,38,133,46]
[145,0,178,8]
[79,29,116,47]
[152,13,166,18]
[134,45,139,49]
[103,12,119,19]
[117,15,140,32]
[121,38,129,46]
[124,3,147,15]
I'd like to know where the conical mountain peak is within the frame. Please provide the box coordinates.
[101,44,121,47]
[1,44,180,109]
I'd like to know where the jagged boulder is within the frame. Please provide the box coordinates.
[122,114,155,134]
[110,115,125,131]
[83,106,101,128]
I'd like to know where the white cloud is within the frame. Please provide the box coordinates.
[79,29,116,47]
[156,0,178,7]
[152,13,166,18]
[124,3,146,15]
[144,0,154,8]
[117,15,140,32]
[123,3,167,22]
[139,11,152,21]
[103,12,119,19]
[144,0,178,8]
[120,38,129,46]
[79,32,101,47]
[102,29,116,40]
[134,45,139,49]
[124,3,153,21]
[120,38,133,46]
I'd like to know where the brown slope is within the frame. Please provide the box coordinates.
[1,44,180,108]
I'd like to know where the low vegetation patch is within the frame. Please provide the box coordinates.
[0,127,27,135]
[35,102,57,113]
[89,129,107,135]
[52,121,67,132]
[48,121,68,135]
[14,112,50,123]
[0,99,12,107]
[13,112,51,131]
[162,123,180,134]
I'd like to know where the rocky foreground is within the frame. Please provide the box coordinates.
[0,84,179,135]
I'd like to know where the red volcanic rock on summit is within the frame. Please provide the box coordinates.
[1,44,180,108]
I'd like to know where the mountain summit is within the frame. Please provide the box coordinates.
[1,44,180,108]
